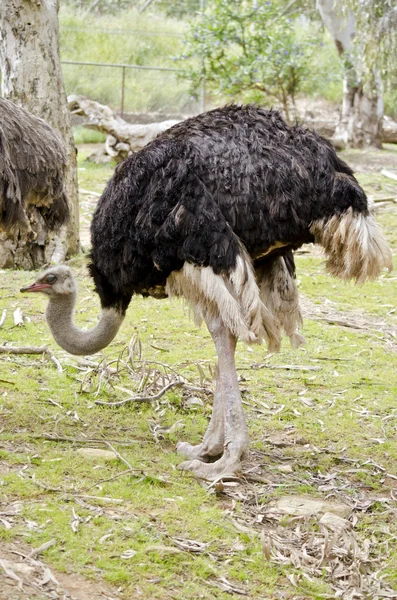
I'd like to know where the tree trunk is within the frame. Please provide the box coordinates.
[316,0,383,149]
[0,0,80,270]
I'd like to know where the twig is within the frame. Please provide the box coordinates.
[381,169,397,181]
[72,494,123,504]
[79,188,101,197]
[84,468,137,490]
[95,380,184,406]
[13,308,24,327]
[241,364,320,372]
[30,478,64,492]
[24,539,56,560]
[104,440,136,472]
[373,196,397,204]
[313,317,368,330]
[49,354,63,373]
[47,398,64,410]
[0,345,62,372]
[30,433,139,446]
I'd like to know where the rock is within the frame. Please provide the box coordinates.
[76,448,117,461]
[186,397,204,408]
[267,495,351,518]
[319,512,351,531]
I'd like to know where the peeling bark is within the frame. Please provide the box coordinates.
[0,0,79,269]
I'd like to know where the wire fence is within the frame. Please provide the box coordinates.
[62,0,206,125]
[62,60,204,125]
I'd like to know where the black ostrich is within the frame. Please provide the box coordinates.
[22,105,392,480]
[0,97,69,232]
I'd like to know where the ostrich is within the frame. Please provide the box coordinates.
[21,105,393,480]
[0,97,69,232]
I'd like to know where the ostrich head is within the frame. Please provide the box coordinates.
[21,265,124,356]
[20,265,76,297]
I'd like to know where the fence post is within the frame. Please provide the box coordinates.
[121,66,126,117]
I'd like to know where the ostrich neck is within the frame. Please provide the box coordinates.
[45,292,125,356]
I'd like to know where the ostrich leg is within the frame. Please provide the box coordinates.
[176,363,225,462]
[178,316,249,479]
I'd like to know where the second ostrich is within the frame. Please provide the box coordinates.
[22,105,392,480]
[0,97,69,232]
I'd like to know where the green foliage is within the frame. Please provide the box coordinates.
[73,126,106,144]
[384,85,397,119]
[156,0,202,19]
[340,0,397,81]
[297,27,343,103]
[179,0,319,120]
[62,0,133,15]
[60,6,184,68]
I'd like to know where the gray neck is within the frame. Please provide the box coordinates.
[46,292,125,355]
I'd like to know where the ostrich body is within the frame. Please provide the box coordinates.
[0,97,69,232]
[22,105,392,479]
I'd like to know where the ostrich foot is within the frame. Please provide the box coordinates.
[176,437,224,463]
[178,444,247,480]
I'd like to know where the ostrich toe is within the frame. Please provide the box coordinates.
[178,451,244,481]
[176,439,224,463]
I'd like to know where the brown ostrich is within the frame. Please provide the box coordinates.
[0,97,69,233]
[22,105,393,480]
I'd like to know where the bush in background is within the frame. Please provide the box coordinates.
[178,0,338,121]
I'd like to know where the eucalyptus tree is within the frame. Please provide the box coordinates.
[316,0,396,148]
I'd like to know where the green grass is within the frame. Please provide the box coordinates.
[1,147,397,598]
[73,126,106,145]
[59,6,195,114]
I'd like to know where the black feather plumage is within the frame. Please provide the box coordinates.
[0,97,69,232]
[90,104,370,311]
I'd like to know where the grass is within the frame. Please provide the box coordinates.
[73,126,106,145]
[59,6,196,114]
[1,146,397,598]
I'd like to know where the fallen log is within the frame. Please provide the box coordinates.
[69,95,397,163]
[383,115,397,144]
[68,95,180,161]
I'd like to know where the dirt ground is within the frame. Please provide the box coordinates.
[0,541,119,600]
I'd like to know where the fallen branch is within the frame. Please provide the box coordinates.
[79,188,101,197]
[24,539,56,560]
[95,380,184,406]
[241,364,321,372]
[72,494,124,504]
[381,169,397,182]
[68,94,179,161]
[0,345,62,372]
[104,440,139,473]
[313,317,368,331]
[372,196,397,204]
[30,433,139,446]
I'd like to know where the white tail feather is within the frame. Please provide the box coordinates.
[310,208,393,283]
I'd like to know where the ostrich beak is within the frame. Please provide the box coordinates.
[20,281,51,293]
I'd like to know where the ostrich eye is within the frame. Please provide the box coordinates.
[45,274,57,284]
